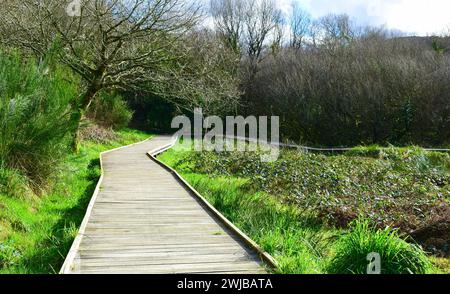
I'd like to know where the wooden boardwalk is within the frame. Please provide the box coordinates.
[61,135,268,274]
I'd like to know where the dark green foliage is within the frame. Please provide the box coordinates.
[125,93,177,133]
[173,146,449,237]
[0,50,77,191]
[86,91,133,130]
[160,147,440,273]
[327,219,432,274]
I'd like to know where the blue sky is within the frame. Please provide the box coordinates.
[276,0,450,36]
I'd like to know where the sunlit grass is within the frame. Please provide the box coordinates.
[158,145,443,274]
[159,148,340,274]
[0,129,152,273]
[327,219,433,274]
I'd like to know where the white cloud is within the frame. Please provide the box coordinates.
[201,0,450,36]
[381,0,450,35]
[284,0,450,35]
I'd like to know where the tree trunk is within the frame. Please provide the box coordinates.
[70,109,83,152]
[71,85,100,152]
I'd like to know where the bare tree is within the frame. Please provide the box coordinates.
[210,0,281,63]
[210,0,282,101]
[270,10,285,55]
[1,0,238,149]
[316,14,355,50]
[243,0,280,64]
[308,19,321,48]
[290,2,311,49]
[210,0,245,54]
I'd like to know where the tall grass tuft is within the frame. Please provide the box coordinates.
[327,219,433,274]
[0,50,77,192]
[0,168,33,200]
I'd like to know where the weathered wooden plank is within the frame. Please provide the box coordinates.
[78,248,246,255]
[81,237,242,246]
[78,245,251,254]
[75,252,258,263]
[78,261,264,274]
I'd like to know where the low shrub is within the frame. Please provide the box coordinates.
[344,145,382,158]
[79,123,118,144]
[327,219,433,274]
[173,145,449,253]
[86,91,133,130]
[346,146,449,173]
[160,147,437,273]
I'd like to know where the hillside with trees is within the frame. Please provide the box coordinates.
[209,0,450,146]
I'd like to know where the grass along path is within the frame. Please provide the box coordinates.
[159,149,339,273]
[156,160,341,273]
[0,129,152,273]
[158,145,447,274]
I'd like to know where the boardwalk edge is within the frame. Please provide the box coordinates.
[147,138,279,271]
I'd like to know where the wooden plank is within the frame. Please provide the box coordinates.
[78,245,251,253]
[78,246,252,254]
[78,262,264,274]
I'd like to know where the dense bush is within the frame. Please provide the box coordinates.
[86,91,133,130]
[328,219,432,274]
[0,51,77,191]
[173,145,449,255]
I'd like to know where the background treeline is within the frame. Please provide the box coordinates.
[209,0,450,147]
[248,36,450,146]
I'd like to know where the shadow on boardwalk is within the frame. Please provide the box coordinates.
[22,158,100,273]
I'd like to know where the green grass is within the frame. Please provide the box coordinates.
[158,144,445,274]
[171,173,336,273]
[429,257,450,274]
[0,128,151,273]
[159,148,339,273]
[327,219,433,274]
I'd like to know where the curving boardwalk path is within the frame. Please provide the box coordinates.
[61,135,267,274]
